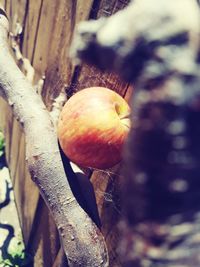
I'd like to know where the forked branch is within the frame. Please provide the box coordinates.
[0,9,108,267]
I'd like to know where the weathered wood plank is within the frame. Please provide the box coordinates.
[90,87,132,267]
[9,0,27,33]
[40,0,93,107]
[9,118,22,183]
[67,1,131,266]
[21,0,95,261]
[3,106,13,166]
[28,200,60,267]
[25,0,93,238]
[69,0,131,96]
[10,0,43,246]
[1,0,27,180]
[2,0,27,167]
[0,98,8,133]
[52,248,67,267]
[0,0,13,168]
[13,133,39,244]
[72,65,129,95]
[12,133,25,227]
[31,0,58,80]
[0,1,131,266]
[7,0,95,257]
[1,0,41,246]
[22,0,43,62]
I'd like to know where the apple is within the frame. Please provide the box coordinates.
[57,87,130,169]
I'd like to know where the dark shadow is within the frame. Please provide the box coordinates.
[0,154,32,266]
[0,180,12,209]
[0,150,6,169]
[59,142,101,229]
[0,223,15,261]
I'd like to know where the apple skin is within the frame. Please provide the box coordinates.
[57,87,130,169]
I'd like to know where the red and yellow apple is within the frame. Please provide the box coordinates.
[57,87,130,169]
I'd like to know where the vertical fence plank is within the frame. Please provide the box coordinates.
[70,2,131,266]
[0,99,7,131]
[13,0,44,245]
[9,119,22,183]
[28,200,60,267]
[22,0,43,62]
[23,1,95,265]
[31,0,58,79]
[39,0,93,107]
[0,1,131,266]
[2,0,41,246]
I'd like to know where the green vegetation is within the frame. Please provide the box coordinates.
[0,130,4,157]
[0,252,31,267]
[0,132,31,266]
[0,238,31,267]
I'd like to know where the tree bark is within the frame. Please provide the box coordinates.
[72,0,200,266]
[0,10,108,267]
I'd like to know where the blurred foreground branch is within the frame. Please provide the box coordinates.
[72,0,200,266]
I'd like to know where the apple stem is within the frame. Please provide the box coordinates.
[72,0,200,266]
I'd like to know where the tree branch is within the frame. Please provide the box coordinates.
[0,10,108,267]
[72,0,200,266]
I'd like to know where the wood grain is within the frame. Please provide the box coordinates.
[69,1,131,266]
[41,0,93,108]
[0,1,131,266]
[1,0,41,246]
[22,0,43,62]
[28,199,60,267]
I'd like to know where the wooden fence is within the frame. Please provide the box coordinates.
[0,0,132,266]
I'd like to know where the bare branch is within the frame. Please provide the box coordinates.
[0,10,108,267]
[72,0,200,266]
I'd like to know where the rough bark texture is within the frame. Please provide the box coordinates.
[0,10,109,267]
[72,0,200,266]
